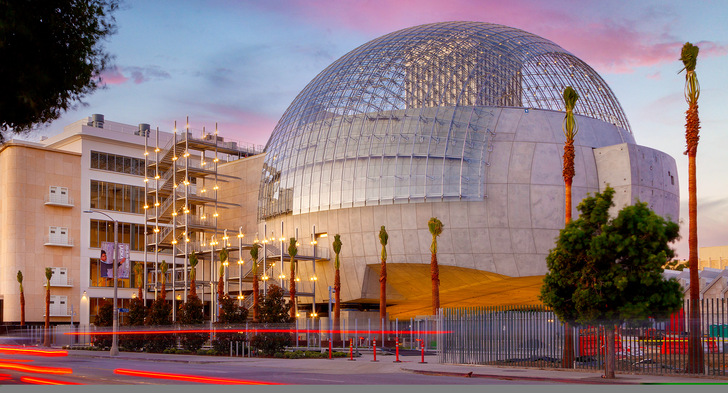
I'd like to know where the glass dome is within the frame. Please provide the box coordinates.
[260,21,631,220]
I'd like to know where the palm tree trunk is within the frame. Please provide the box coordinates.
[252,274,259,322]
[44,286,50,347]
[334,268,341,341]
[561,139,576,368]
[379,260,386,325]
[289,257,296,321]
[20,291,25,326]
[687,150,704,373]
[431,252,440,315]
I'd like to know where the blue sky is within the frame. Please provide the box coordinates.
[36,0,728,259]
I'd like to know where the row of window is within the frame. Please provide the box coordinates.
[89,259,157,289]
[90,151,146,176]
[90,180,147,214]
[89,219,151,251]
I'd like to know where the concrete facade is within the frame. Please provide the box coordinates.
[259,107,680,305]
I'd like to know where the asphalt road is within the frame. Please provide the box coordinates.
[0,352,559,386]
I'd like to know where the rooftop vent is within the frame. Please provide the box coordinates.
[88,114,104,128]
[136,123,151,137]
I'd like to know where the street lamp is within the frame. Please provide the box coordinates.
[83,210,119,356]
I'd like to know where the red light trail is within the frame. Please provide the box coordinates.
[0,346,68,357]
[114,368,283,385]
[20,376,83,385]
[0,362,73,375]
[67,328,447,336]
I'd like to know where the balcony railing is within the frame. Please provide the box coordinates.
[44,194,74,207]
[44,236,74,247]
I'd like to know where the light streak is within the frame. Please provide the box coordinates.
[67,328,448,336]
[114,369,282,385]
[0,346,68,357]
[0,362,73,375]
[20,376,83,385]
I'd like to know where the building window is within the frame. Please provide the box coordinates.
[89,219,151,251]
[46,226,73,246]
[89,259,151,289]
[90,180,145,213]
[90,151,146,176]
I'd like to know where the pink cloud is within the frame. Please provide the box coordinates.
[245,0,727,74]
[100,66,128,85]
[164,104,277,147]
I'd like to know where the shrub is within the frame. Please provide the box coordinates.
[92,301,113,349]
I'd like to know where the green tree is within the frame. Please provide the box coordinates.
[145,260,173,352]
[288,237,298,320]
[93,300,113,349]
[0,1,119,139]
[428,218,443,315]
[251,284,293,356]
[560,86,580,367]
[541,187,683,379]
[16,271,24,326]
[379,226,388,324]
[43,267,53,346]
[121,262,147,351]
[680,41,704,374]
[332,234,342,341]
[250,243,261,322]
[665,260,688,271]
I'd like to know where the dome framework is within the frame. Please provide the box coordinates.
[260,21,631,220]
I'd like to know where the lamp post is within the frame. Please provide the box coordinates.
[237,227,244,307]
[83,210,119,356]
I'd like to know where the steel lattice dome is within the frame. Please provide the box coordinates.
[260,21,632,220]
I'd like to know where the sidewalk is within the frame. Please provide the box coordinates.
[66,349,728,384]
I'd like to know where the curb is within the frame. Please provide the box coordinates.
[403,368,634,384]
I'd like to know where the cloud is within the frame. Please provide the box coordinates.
[237,0,727,74]
[100,65,171,86]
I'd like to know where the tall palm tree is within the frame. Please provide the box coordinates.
[332,234,342,341]
[560,86,579,368]
[680,42,703,374]
[43,267,54,347]
[189,251,199,298]
[17,271,25,326]
[379,226,388,325]
[288,237,298,320]
[428,217,444,315]
[250,243,261,322]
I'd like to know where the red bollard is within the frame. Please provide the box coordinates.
[328,339,332,359]
[348,338,356,361]
[394,337,401,363]
[419,340,427,364]
[371,339,378,362]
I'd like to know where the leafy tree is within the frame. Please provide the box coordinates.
[43,267,53,346]
[217,248,228,320]
[0,0,119,139]
[211,295,249,354]
[428,218,443,315]
[332,234,342,341]
[560,86,580,367]
[251,284,293,355]
[379,226,388,324]
[250,243,261,322]
[680,41,704,374]
[16,271,24,326]
[288,237,298,320]
[665,260,688,271]
[93,300,113,349]
[541,187,683,379]
[120,262,147,351]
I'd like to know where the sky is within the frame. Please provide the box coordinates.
[30,0,728,260]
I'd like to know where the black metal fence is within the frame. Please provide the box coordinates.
[438,299,728,376]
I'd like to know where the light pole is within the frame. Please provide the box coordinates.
[328,285,335,341]
[83,210,119,356]
[237,227,244,307]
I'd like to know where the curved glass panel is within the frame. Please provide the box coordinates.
[260,21,631,220]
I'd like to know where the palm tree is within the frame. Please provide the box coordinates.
[159,260,168,301]
[133,262,144,300]
[680,42,703,374]
[332,234,342,341]
[218,248,228,321]
[250,243,261,322]
[379,226,388,325]
[17,271,25,326]
[428,218,444,315]
[44,267,54,347]
[561,85,579,368]
[189,251,199,298]
[288,237,298,320]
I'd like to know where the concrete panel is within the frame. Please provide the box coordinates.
[385,204,403,230]
[530,142,563,186]
[508,142,536,184]
[533,229,559,254]
[469,227,492,254]
[515,253,549,276]
[486,183,508,228]
[493,253,519,276]
[489,228,513,254]
[474,253,496,272]
[450,228,473,255]
[448,202,470,229]
[511,228,537,254]
[400,203,417,230]
[491,109,521,138]
[467,200,488,227]
[514,109,559,144]
[487,141,512,184]
[508,183,532,228]
[401,229,421,256]
[530,184,564,229]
